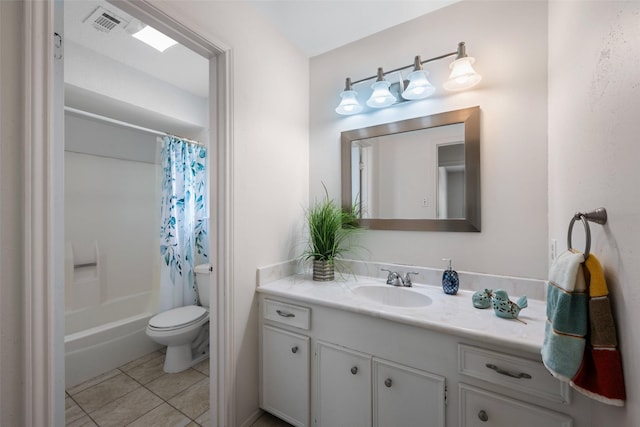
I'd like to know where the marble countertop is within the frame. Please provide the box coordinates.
[257,274,547,355]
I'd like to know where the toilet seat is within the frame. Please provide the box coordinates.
[147,305,208,331]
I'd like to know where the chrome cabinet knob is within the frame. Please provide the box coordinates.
[478,410,488,422]
[350,366,358,375]
[291,346,298,354]
[384,378,392,388]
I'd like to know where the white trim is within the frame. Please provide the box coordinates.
[214,48,236,427]
[25,0,235,425]
[23,0,61,425]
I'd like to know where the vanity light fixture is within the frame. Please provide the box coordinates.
[336,42,481,115]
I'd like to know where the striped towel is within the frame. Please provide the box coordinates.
[571,254,626,406]
[541,250,588,381]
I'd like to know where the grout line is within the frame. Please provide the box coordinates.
[66,368,123,397]
[120,400,165,427]
[164,400,199,425]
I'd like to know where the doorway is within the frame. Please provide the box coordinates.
[63,0,210,388]
[24,0,232,425]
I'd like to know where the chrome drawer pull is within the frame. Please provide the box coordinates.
[350,366,358,375]
[384,378,392,388]
[291,346,298,354]
[276,309,295,318]
[486,363,532,379]
[478,410,489,422]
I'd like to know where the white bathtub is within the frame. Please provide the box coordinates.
[65,292,161,387]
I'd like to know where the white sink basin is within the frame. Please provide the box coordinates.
[352,285,432,308]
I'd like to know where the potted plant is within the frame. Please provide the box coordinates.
[301,185,362,281]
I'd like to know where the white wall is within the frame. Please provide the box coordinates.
[548,1,640,424]
[64,114,158,312]
[310,0,549,279]
[0,1,25,424]
[146,2,310,425]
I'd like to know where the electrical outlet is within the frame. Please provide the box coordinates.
[551,239,557,261]
[422,197,429,207]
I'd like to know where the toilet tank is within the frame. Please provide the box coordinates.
[194,263,211,307]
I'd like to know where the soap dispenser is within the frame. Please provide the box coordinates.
[442,258,459,295]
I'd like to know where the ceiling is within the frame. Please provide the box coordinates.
[64,0,209,98]
[248,0,460,57]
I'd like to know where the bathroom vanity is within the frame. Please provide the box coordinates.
[257,273,593,427]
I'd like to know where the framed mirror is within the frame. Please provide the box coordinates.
[341,106,480,232]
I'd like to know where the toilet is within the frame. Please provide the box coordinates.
[146,263,211,373]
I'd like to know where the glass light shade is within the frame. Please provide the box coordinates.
[335,90,363,115]
[402,70,435,100]
[366,81,396,108]
[443,56,482,91]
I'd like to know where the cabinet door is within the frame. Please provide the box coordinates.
[373,358,446,427]
[460,384,573,427]
[317,341,371,427]
[261,325,310,427]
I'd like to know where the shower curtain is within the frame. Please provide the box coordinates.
[159,136,209,312]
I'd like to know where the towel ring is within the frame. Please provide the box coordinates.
[567,207,607,260]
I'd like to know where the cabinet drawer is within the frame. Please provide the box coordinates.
[263,299,311,330]
[458,344,569,404]
[459,384,573,427]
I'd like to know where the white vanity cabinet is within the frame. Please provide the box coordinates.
[258,281,591,427]
[373,358,446,427]
[260,299,312,427]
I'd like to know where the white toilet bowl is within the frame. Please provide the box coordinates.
[146,263,212,373]
[146,305,209,372]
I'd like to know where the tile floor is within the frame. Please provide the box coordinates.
[65,350,292,427]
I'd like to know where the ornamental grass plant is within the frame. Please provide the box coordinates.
[301,185,362,280]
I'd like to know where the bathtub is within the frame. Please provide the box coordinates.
[65,292,161,387]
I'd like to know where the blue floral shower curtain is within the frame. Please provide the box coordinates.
[159,136,209,312]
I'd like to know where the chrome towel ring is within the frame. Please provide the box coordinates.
[567,207,607,260]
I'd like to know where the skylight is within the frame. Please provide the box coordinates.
[132,25,178,52]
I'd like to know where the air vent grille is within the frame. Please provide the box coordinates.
[84,6,127,33]
[94,13,120,31]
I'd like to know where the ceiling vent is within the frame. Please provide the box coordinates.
[84,6,127,33]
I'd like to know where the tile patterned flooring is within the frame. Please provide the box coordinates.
[66,350,210,426]
[66,350,292,427]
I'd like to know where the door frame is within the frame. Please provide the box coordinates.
[23,1,234,425]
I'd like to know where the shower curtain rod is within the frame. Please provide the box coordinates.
[64,106,204,147]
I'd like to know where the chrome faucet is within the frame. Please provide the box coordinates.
[381,269,419,287]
